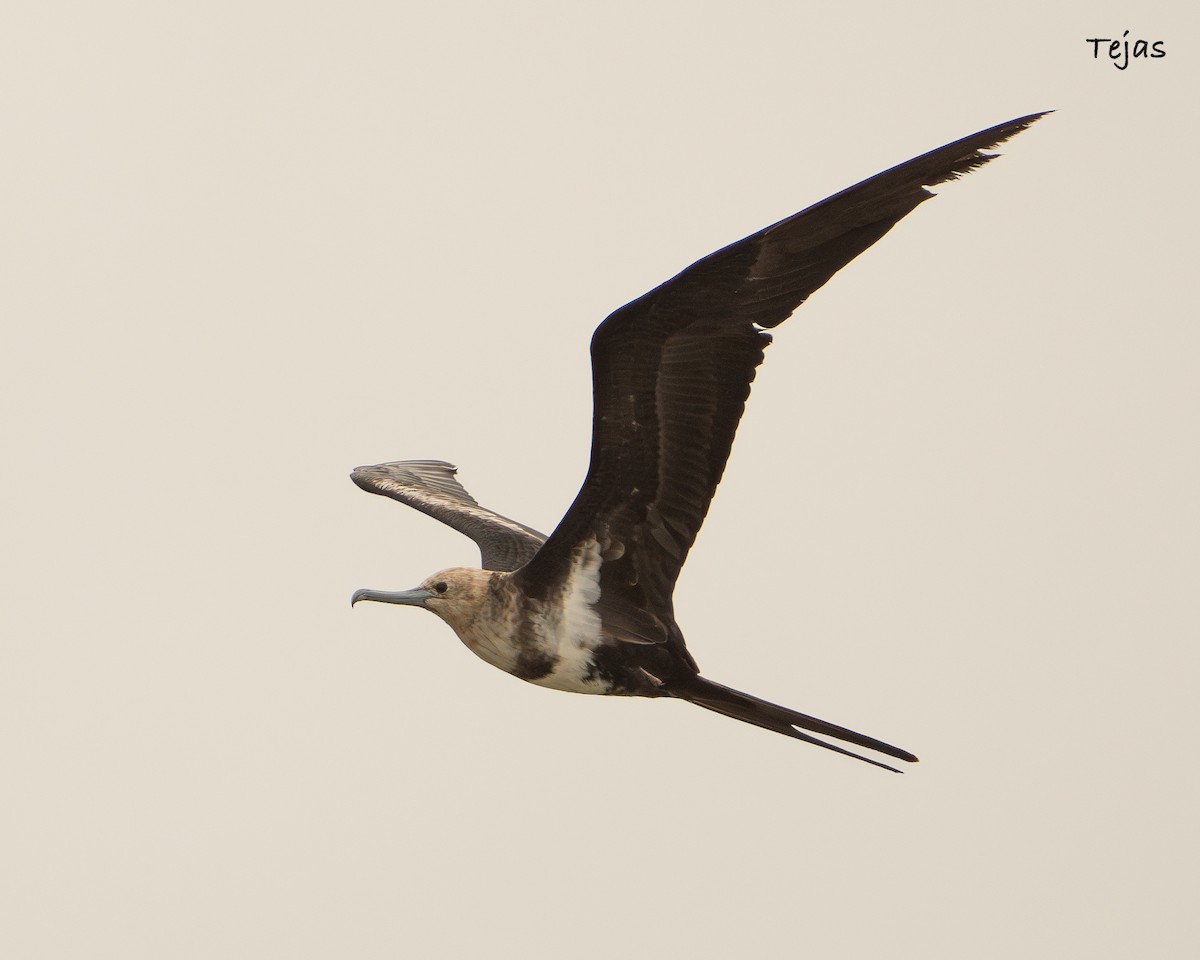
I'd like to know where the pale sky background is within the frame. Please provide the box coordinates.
[4,2,1198,958]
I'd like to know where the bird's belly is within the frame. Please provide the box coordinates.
[457,616,611,694]
[527,624,611,695]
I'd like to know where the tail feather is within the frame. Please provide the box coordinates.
[673,677,918,773]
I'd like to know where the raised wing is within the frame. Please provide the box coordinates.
[351,460,546,572]
[514,112,1046,630]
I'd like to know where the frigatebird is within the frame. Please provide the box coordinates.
[352,112,1045,772]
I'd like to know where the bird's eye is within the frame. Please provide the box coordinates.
[434,581,448,594]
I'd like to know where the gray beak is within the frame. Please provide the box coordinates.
[351,587,435,608]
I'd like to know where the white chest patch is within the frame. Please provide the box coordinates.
[529,539,607,694]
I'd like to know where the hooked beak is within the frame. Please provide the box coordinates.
[351,587,434,608]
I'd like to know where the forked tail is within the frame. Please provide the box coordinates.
[671,676,918,773]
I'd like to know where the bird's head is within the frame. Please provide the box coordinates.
[352,567,495,635]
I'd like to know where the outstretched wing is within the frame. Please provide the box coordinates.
[514,112,1046,633]
[351,460,546,572]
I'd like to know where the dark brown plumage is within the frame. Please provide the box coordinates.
[353,112,1047,772]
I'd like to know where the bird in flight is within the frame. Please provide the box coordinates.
[352,112,1046,772]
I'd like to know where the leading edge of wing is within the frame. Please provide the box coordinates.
[352,460,546,572]
[599,110,1051,335]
